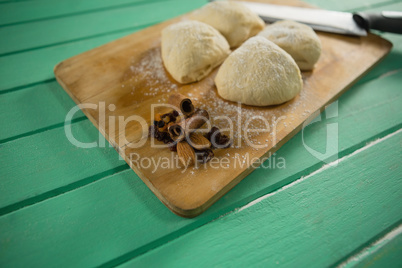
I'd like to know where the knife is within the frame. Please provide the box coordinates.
[238,1,402,36]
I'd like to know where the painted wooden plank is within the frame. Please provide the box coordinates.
[364,0,402,11]
[0,72,400,267]
[0,120,128,213]
[0,0,400,141]
[0,0,34,2]
[0,0,399,94]
[0,35,400,143]
[0,0,206,56]
[0,66,400,217]
[0,0,396,57]
[0,0,167,27]
[0,0,400,265]
[306,0,401,11]
[356,2,402,84]
[0,61,400,210]
[0,0,396,216]
[0,0,396,28]
[0,168,169,268]
[338,224,402,268]
[0,29,135,92]
[53,0,393,216]
[0,80,84,143]
[0,68,400,212]
[354,232,402,268]
[120,130,402,268]
[0,33,399,143]
[356,34,402,86]
[0,1,205,92]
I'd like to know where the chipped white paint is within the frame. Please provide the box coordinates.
[338,224,402,268]
[237,128,402,213]
[378,68,402,79]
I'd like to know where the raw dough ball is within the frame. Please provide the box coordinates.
[161,20,230,84]
[258,20,321,71]
[190,1,265,48]
[215,36,302,106]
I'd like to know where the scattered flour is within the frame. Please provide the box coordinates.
[121,47,180,104]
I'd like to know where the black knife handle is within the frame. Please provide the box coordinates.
[353,11,402,34]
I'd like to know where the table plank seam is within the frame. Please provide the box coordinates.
[0,97,400,215]
[334,220,402,268]
[0,1,397,93]
[3,123,400,220]
[0,0,29,4]
[0,0,171,28]
[1,126,400,265]
[115,129,402,267]
[0,115,87,145]
[0,164,129,217]
[97,127,402,268]
[0,0,393,63]
[0,78,55,96]
[354,65,401,87]
[237,128,402,213]
[340,93,401,119]
[1,72,399,145]
[344,0,402,12]
[0,0,205,56]
[0,21,162,58]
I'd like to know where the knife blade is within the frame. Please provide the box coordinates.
[239,1,402,36]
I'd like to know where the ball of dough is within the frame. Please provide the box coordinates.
[190,1,265,48]
[161,20,230,84]
[215,36,302,106]
[258,20,321,71]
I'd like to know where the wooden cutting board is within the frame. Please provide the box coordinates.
[54,0,392,217]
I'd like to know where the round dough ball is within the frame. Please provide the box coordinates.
[215,36,302,106]
[258,20,321,71]
[161,20,230,84]
[190,1,265,48]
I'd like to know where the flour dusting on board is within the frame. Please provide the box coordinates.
[123,44,310,169]
[121,47,180,104]
[196,85,307,150]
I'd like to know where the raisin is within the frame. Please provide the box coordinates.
[157,120,165,128]
[195,149,214,163]
[156,134,163,141]
[216,134,231,148]
[163,134,173,144]
[169,114,176,122]
[205,126,220,141]
[169,143,177,152]
[160,131,168,140]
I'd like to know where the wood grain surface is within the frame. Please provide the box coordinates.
[54,0,392,217]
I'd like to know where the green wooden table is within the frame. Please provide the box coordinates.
[1,0,401,267]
